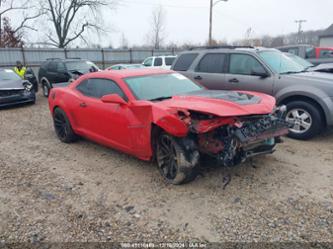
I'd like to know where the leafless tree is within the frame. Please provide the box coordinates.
[147,5,166,49]
[120,33,128,49]
[39,0,118,48]
[0,0,42,47]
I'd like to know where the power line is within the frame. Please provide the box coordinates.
[120,0,206,9]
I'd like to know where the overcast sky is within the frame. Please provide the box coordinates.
[101,0,333,47]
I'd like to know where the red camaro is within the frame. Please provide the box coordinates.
[49,69,289,184]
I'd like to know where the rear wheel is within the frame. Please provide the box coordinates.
[285,101,323,140]
[156,132,199,185]
[53,108,78,143]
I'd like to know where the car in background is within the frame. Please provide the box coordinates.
[48,69,289,184]
[0,68,35,108]
[285,53,333,74]
[24,68,38,92]
[38,58,99,97]
[142,55,177,70]
[171,46,333,140]
[107,64,144,70]
[277,45,333,65]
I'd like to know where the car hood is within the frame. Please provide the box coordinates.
[308,63,333,73]
[282,71,333,84]
[154,90,276,117]
[0,79,24,90]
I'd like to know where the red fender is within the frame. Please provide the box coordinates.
[155,115,189,137]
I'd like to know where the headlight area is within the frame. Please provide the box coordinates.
[185,111,290,167]
[22,81,34,92]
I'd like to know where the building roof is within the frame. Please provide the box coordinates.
[320,24,333,38]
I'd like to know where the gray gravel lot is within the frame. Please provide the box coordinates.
[0,93,332,243]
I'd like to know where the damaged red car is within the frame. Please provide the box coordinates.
[48,69,289,184]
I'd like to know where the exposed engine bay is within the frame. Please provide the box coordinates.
[175,106,289,167]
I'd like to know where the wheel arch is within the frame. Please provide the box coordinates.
[40,77,51,88]
[278,95,327,126]
[150,124,163,161]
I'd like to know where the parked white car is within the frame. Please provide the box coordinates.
[142,55,177,70]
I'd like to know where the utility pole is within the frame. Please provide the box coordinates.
[295,19,307,44]
[0,0,2,47]
[209,0,228,46]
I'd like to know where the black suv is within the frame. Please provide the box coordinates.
[38,58,99,97]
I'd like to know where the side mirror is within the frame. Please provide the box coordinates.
[101,94,127,105]
[251,69,269,78]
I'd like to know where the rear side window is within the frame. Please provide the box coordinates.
[154,57,163,66]
[196,53,226,73]
[319,49,333,58]
[173,53,198,71]
[76,78,126,100]
[165,57,176,66]
[47,61,58,72]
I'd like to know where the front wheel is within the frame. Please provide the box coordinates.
[156,133,199,185]
[53,108,78,143]
[42,83,50,97]
[285,101,323,140]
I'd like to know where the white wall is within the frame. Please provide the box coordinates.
[319,37,333,47]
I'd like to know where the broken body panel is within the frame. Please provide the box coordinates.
[48,69,289,166]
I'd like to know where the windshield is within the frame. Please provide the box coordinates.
[0,69,21,81]
[286,53,313,69]
[126,64,144,69]
[65,60,99,72]
[125,73,202,100]
[259,51,305,74]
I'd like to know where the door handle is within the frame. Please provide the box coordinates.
[194,75,202,80]
[228,78,239,83]
[79,102,87,108]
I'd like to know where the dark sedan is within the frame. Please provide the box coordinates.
[0,68,36,108]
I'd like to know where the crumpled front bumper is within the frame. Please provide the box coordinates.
[0,89,35,108]
[217,106,290,166]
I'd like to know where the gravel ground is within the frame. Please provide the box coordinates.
[0,93,332,243]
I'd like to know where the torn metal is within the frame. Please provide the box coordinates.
[174,105,289,167]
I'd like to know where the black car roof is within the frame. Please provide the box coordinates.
[45,58,85,62]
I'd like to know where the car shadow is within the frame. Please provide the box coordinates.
[0,101,35,111]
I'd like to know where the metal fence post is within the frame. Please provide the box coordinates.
[21,46,26,66]
[129,48,133,64]
[101,48,105,69]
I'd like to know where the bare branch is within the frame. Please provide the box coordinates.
[13,12,45,33]
[147,5,166,49]
[39,0,117,48]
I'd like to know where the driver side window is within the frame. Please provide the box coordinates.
[229,54,265,75]
[76,79,127,100]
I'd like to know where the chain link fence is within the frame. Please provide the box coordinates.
[0,47,180,69]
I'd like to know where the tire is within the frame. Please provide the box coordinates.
[53,108,78,143]
[156,132,199,185]
[285,101,323,140]
[42,82,50,97]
